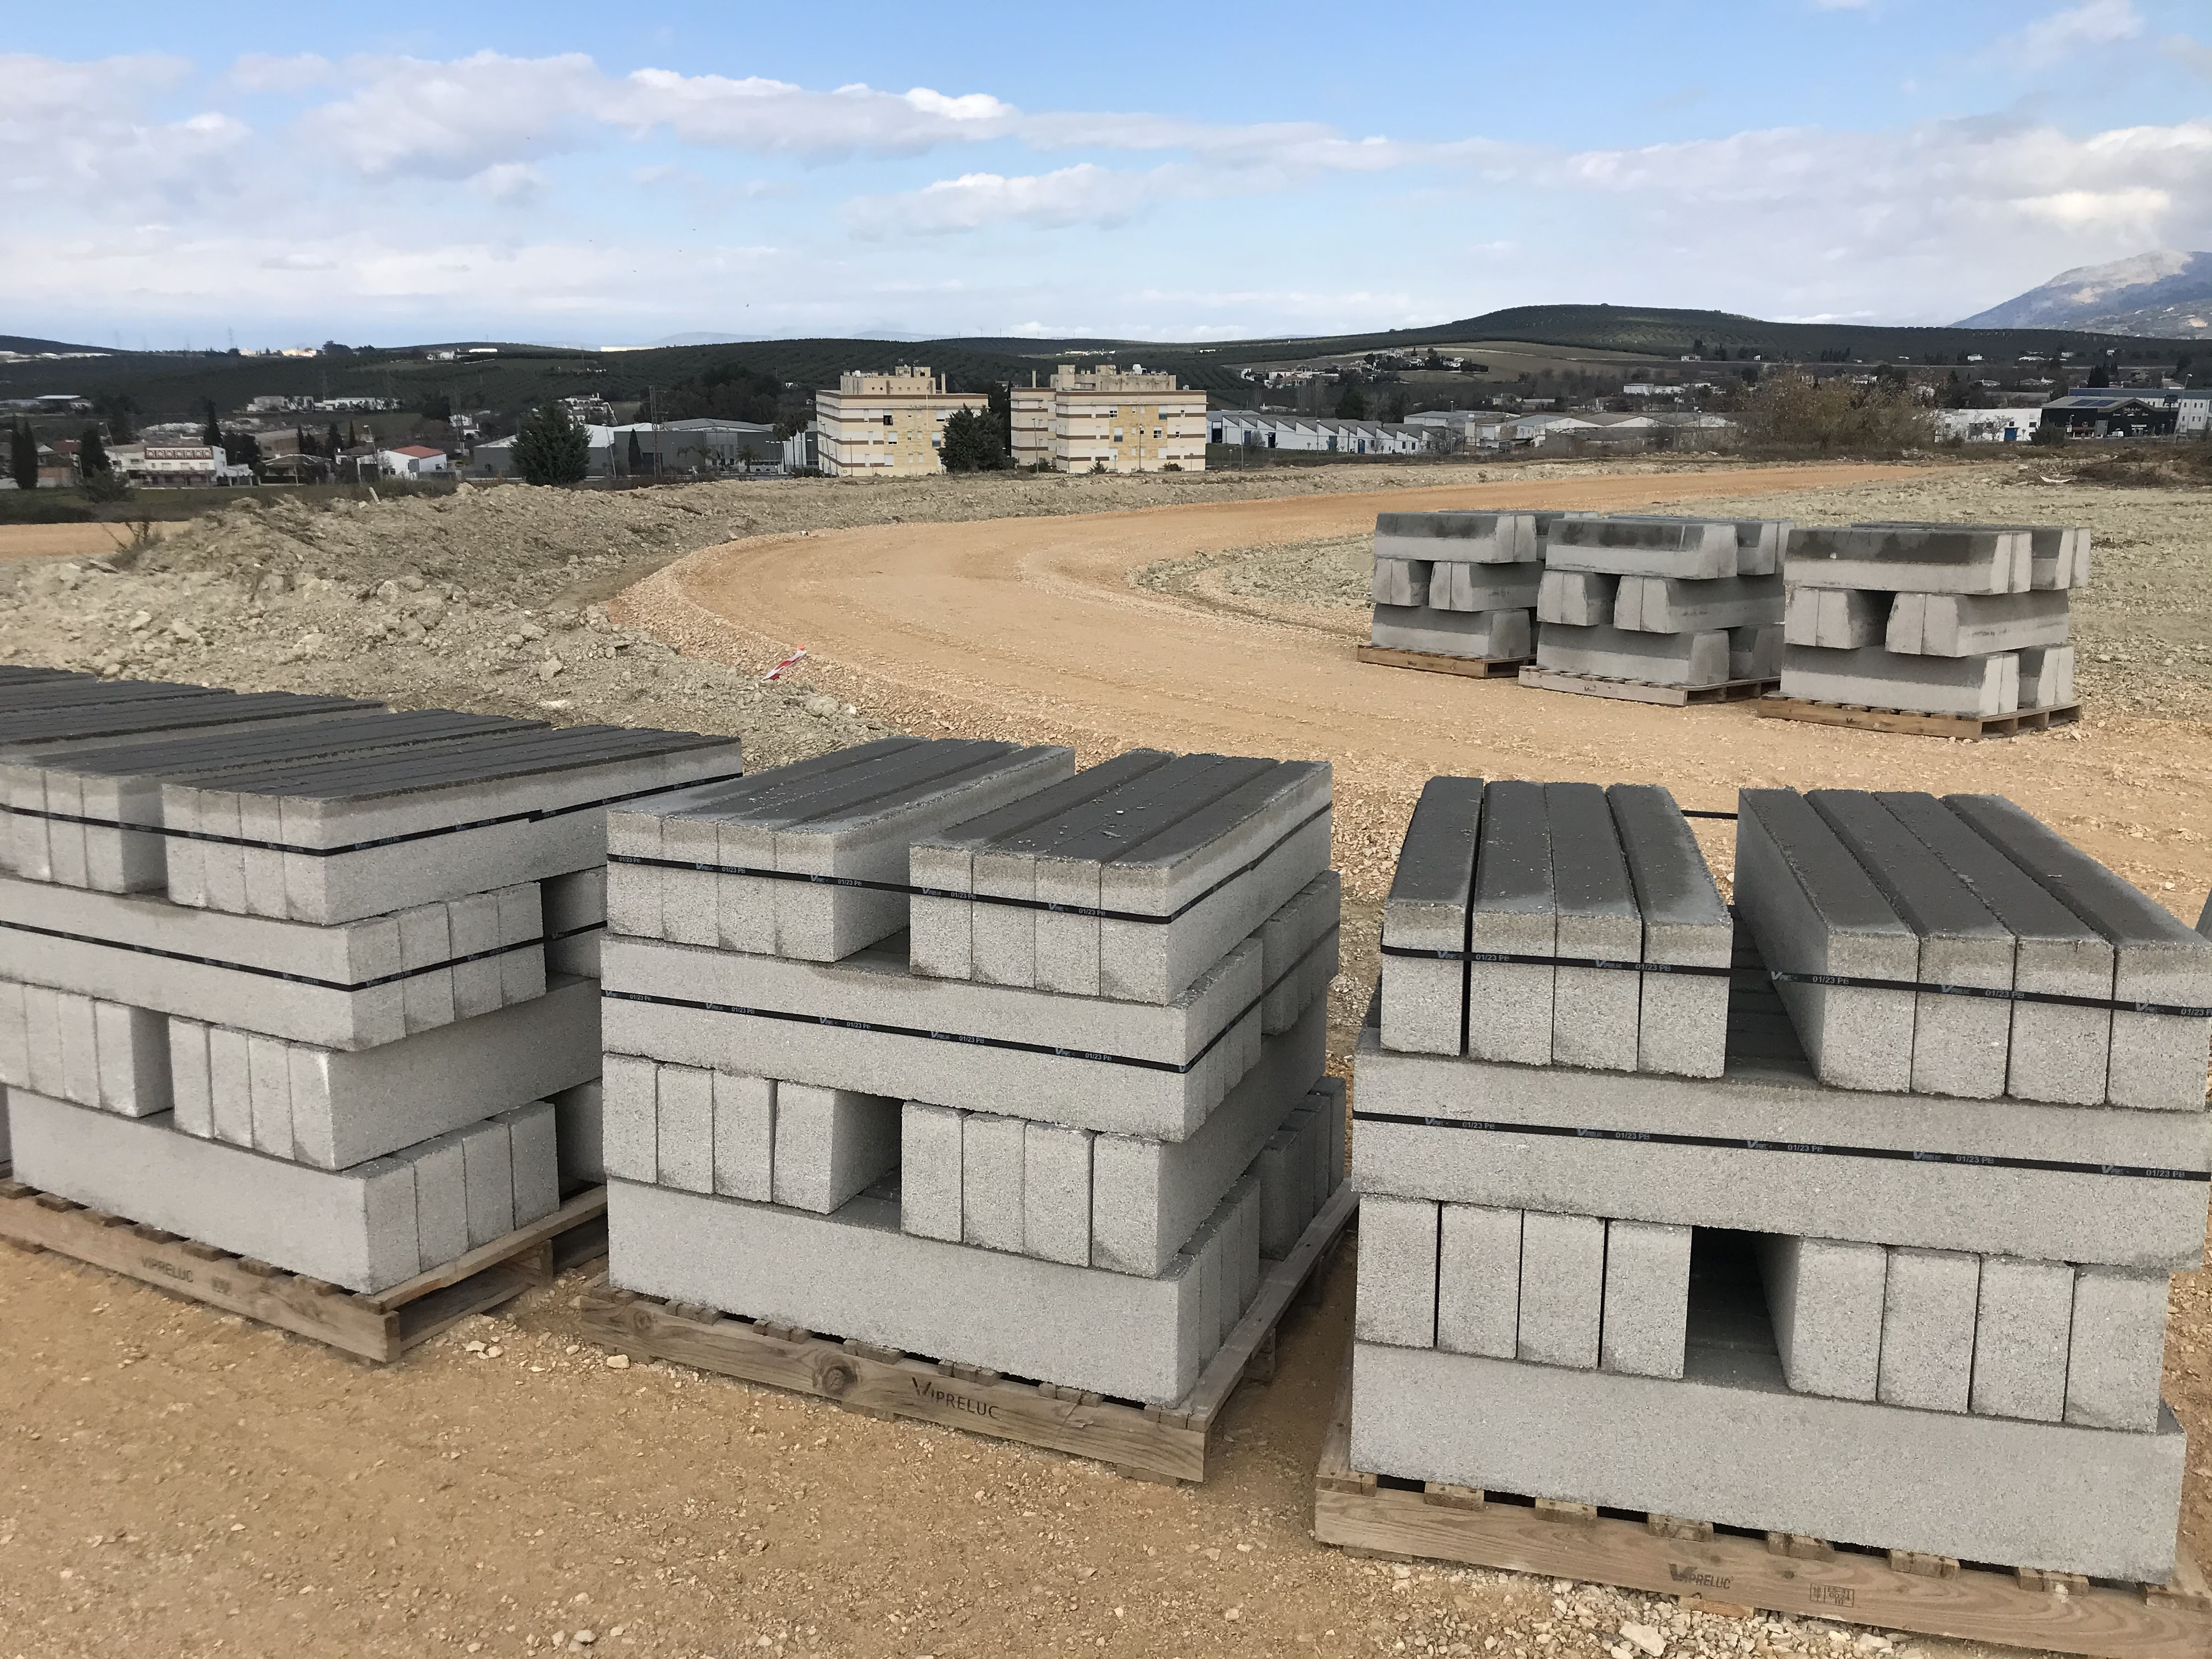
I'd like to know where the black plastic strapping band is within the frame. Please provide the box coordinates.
[0,917,544,992]
[1764,968,2212,1020]
[1379,943,1731,979]
[607,802,1333,926]
[1679,810,1739,821]
[1350,1109,2210,1183]
[5,769,749,859]
[604,923,1338,1075]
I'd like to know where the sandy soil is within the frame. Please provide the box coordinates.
[0,520,184,560]
[5,456,2211,1659]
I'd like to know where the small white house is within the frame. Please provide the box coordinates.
[2180,394,2209,437]
[378,444,453,478]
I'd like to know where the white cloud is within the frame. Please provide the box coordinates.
[0,54,249,211]
[1997,0,2142,70]
[227,53,332,93]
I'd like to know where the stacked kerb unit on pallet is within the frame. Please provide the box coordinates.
[600,737,1344,1406]
[1368,512,1562,663]
[1781,523,2086,717]
[1533,515,1787,690]
[0,665,743,1292]
[1350,775,2210,1582]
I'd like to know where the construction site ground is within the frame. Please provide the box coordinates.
[2,455,2209,1659]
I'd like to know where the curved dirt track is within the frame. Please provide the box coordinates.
[617,465,2212,906]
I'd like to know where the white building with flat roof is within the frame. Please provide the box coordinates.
[816,365,985,477]
[1012,365,1206,472]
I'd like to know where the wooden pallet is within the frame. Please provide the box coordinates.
[1517,666,1777,708]
[1357,645,1530,680]
[0,1176,609,1363]
[580,1180,1356,1483]
[1312,1359,2210,1659]
[1757,695,2083,740]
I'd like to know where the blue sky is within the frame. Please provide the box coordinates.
[7,0,2210,347]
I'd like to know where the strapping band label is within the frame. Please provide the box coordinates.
[608,802,1332,926]
[5,769,749,859]
[0,916,545,992]
[1351,1109,2210,1183]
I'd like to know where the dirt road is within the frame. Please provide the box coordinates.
[0,521,181,560]
[618,464,2212,911]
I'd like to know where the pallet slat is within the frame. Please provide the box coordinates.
[0,1178,608,1363]
[1357,646,1529,679]
[1756,695,2083,740]
[1312,1357,2209,1659]
[1517,667,1776,708]
[580,1181,1356,1483]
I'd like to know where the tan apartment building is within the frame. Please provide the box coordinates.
[1010,365,1207,473]
[815,365,986,477]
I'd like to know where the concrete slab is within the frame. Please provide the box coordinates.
[1535,624,1730,688]
[1468,780,1553,1066]
[960,1110,1025,1252]
[1435,1203,1521,1359]
[1374,511,1542,565]
[1783,587,1888,650]
[1781,645,2021,719]
[1878,1247,1979,1412]
[1370,606,1531,661]
[1614,574,1784,635]
[1601,1221,1691,1379]
[2018,644,2075,710]
[1609,783,1731,1078]
[1372,558,1431,608]
[899,1101,963,1242]
[2065,1266,2169,1432]
[1516,1210,1604,1369]
[1427,564,1544,614]
[1546,782,1638,1073]
[771,1084,901,1215]
[1544,519,1743,580]
[1537,571,1619,628]
[1855,522,2090,592]
[1886,590,2071,657]
[710,1071,774,1202]
[1786,527,2032,595]
[652,1063,715,1195]
[1022,1121,1093,1267]
[1347,1338,2184,1582]
[1971,1255,2072,1423]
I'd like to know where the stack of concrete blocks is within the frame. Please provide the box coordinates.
[1348,774,2207,1583]
[1369,512,1565,663]
[1780,523,2088,717]
[0,664,744,1293]
[1535,515,1788,688]
[600,738,1344,1406]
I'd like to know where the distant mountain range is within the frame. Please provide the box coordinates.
[1955,251,2212,339]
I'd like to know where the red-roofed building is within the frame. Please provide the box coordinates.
[377,443,452,478]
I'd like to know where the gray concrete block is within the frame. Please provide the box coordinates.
[167,1016,212,1138]
[279,975,601,1169]
[770,1083,900,1215]
[1609,784,1731,1079]
[1435,1203,1521,1359]
[1787,527,2032,594]
[1347,1338,2184,1582]
[607,1178,1219,1404]
[1545,518,1743,579]
[1949,792,2212,1111]
[1736,789,1918,1092]
[55,991,98,1107]
[1877,792,2113,1106]
[1547,782,1637,1073]
[248,1034,291,1156]
[551,1077,604,1185]
[0,981,24,1094]
[653,1063,715,1195]
[1381,776,1481,1057]
[1537,571,1618,628]
[1784,586,1887,649]
[1809,790,2015,1099]
[455,1116,516,1247]
[1428,563,1543,614]
[1971,1255,2072,1423]
[1260,872,1340,1034]
[2066,1266,2169,1432]
[208,1026,253,1146]
[899,1101,963,1241]
[1022,1121,1093,1267]
[2018,644,2075,710]
[600,1053,657,1183]
[498,1101,561,1225]
[411,1133,470,1268]
[1535,623,1730,687]
[1468,780,1553,1065]
[1372,557,1431,608]
[9,1089,425,1293]
[1348,1025,2210,1268]
[1374,511,1542,565]
[1854,521,2090,591]
[1887,590,2070,657]
[1516,1210,1604,1369]
[1370,606,1531,661]
[1757,1234,1884,1401]
[1258,1128,1306,1259]
[709,1070,774,1201]
[1614,574,1782,634]
[1781,645,2019,718]
[1354,1194,1438,1348]
[602,930,1263,1139]
[1729,623,1782,682]
[1878,1247,1979,1412]
[1092,997,1324,1275]
[960,1109,1026,1251]
[447,891,506,1019]
[1601,1221,1690,1379]
[1606,515,1790,576]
